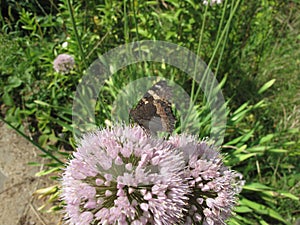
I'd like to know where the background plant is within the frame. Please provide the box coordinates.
[0,0,299,224]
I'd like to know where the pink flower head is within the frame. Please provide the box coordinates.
[61,125,189,225]
[169,134,245,224]
[61,125,244,224]
[53,53,75,73]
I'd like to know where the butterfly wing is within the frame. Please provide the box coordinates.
[129,81,176,135]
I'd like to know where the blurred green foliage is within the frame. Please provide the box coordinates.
[0,0,299,224]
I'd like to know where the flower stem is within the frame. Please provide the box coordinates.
[66,0,87,68]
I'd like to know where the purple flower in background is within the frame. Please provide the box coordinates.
[169,134,244,225]
[203,0,223,6]
[53,53,75,73]
[61,125,244,224]
[61,125,189,225]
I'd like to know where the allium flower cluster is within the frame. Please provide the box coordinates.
[61,125,189,225]
[203,0,223,6]
[53,53,75,73]
[61,125,244,225]
[169,135,245,224]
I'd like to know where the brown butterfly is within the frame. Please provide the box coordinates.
[129,80,176,135]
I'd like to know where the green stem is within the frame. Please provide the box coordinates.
[132,0,140,43]
[193,0,241,102]
[123,0,129,43]
[191,3,209,103]
[66,0,87,67]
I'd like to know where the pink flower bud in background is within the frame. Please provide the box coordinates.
[53,53,75,73]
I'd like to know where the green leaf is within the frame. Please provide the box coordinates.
[2,92,14,106]
[240,198,287,224]
[268,148,288,153]
[247,145,268,153]
[228,153,256,164]
[233,144,247,153]
[34,100,51,107]
[287,128,299,134]
[234,205,253,213]
[21,25,35,30]
[229,214,254,225]
[35,167,60,176]
[225,135,244,145]
[258,79,276,94]
[5,76,23,92]
[277,191,299,200]
[232,102,249,115]
[240,129,255,143]
[253,100,266,108]
[243,182,273,191]
[259,134,274,144]
[238,153,257,161]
